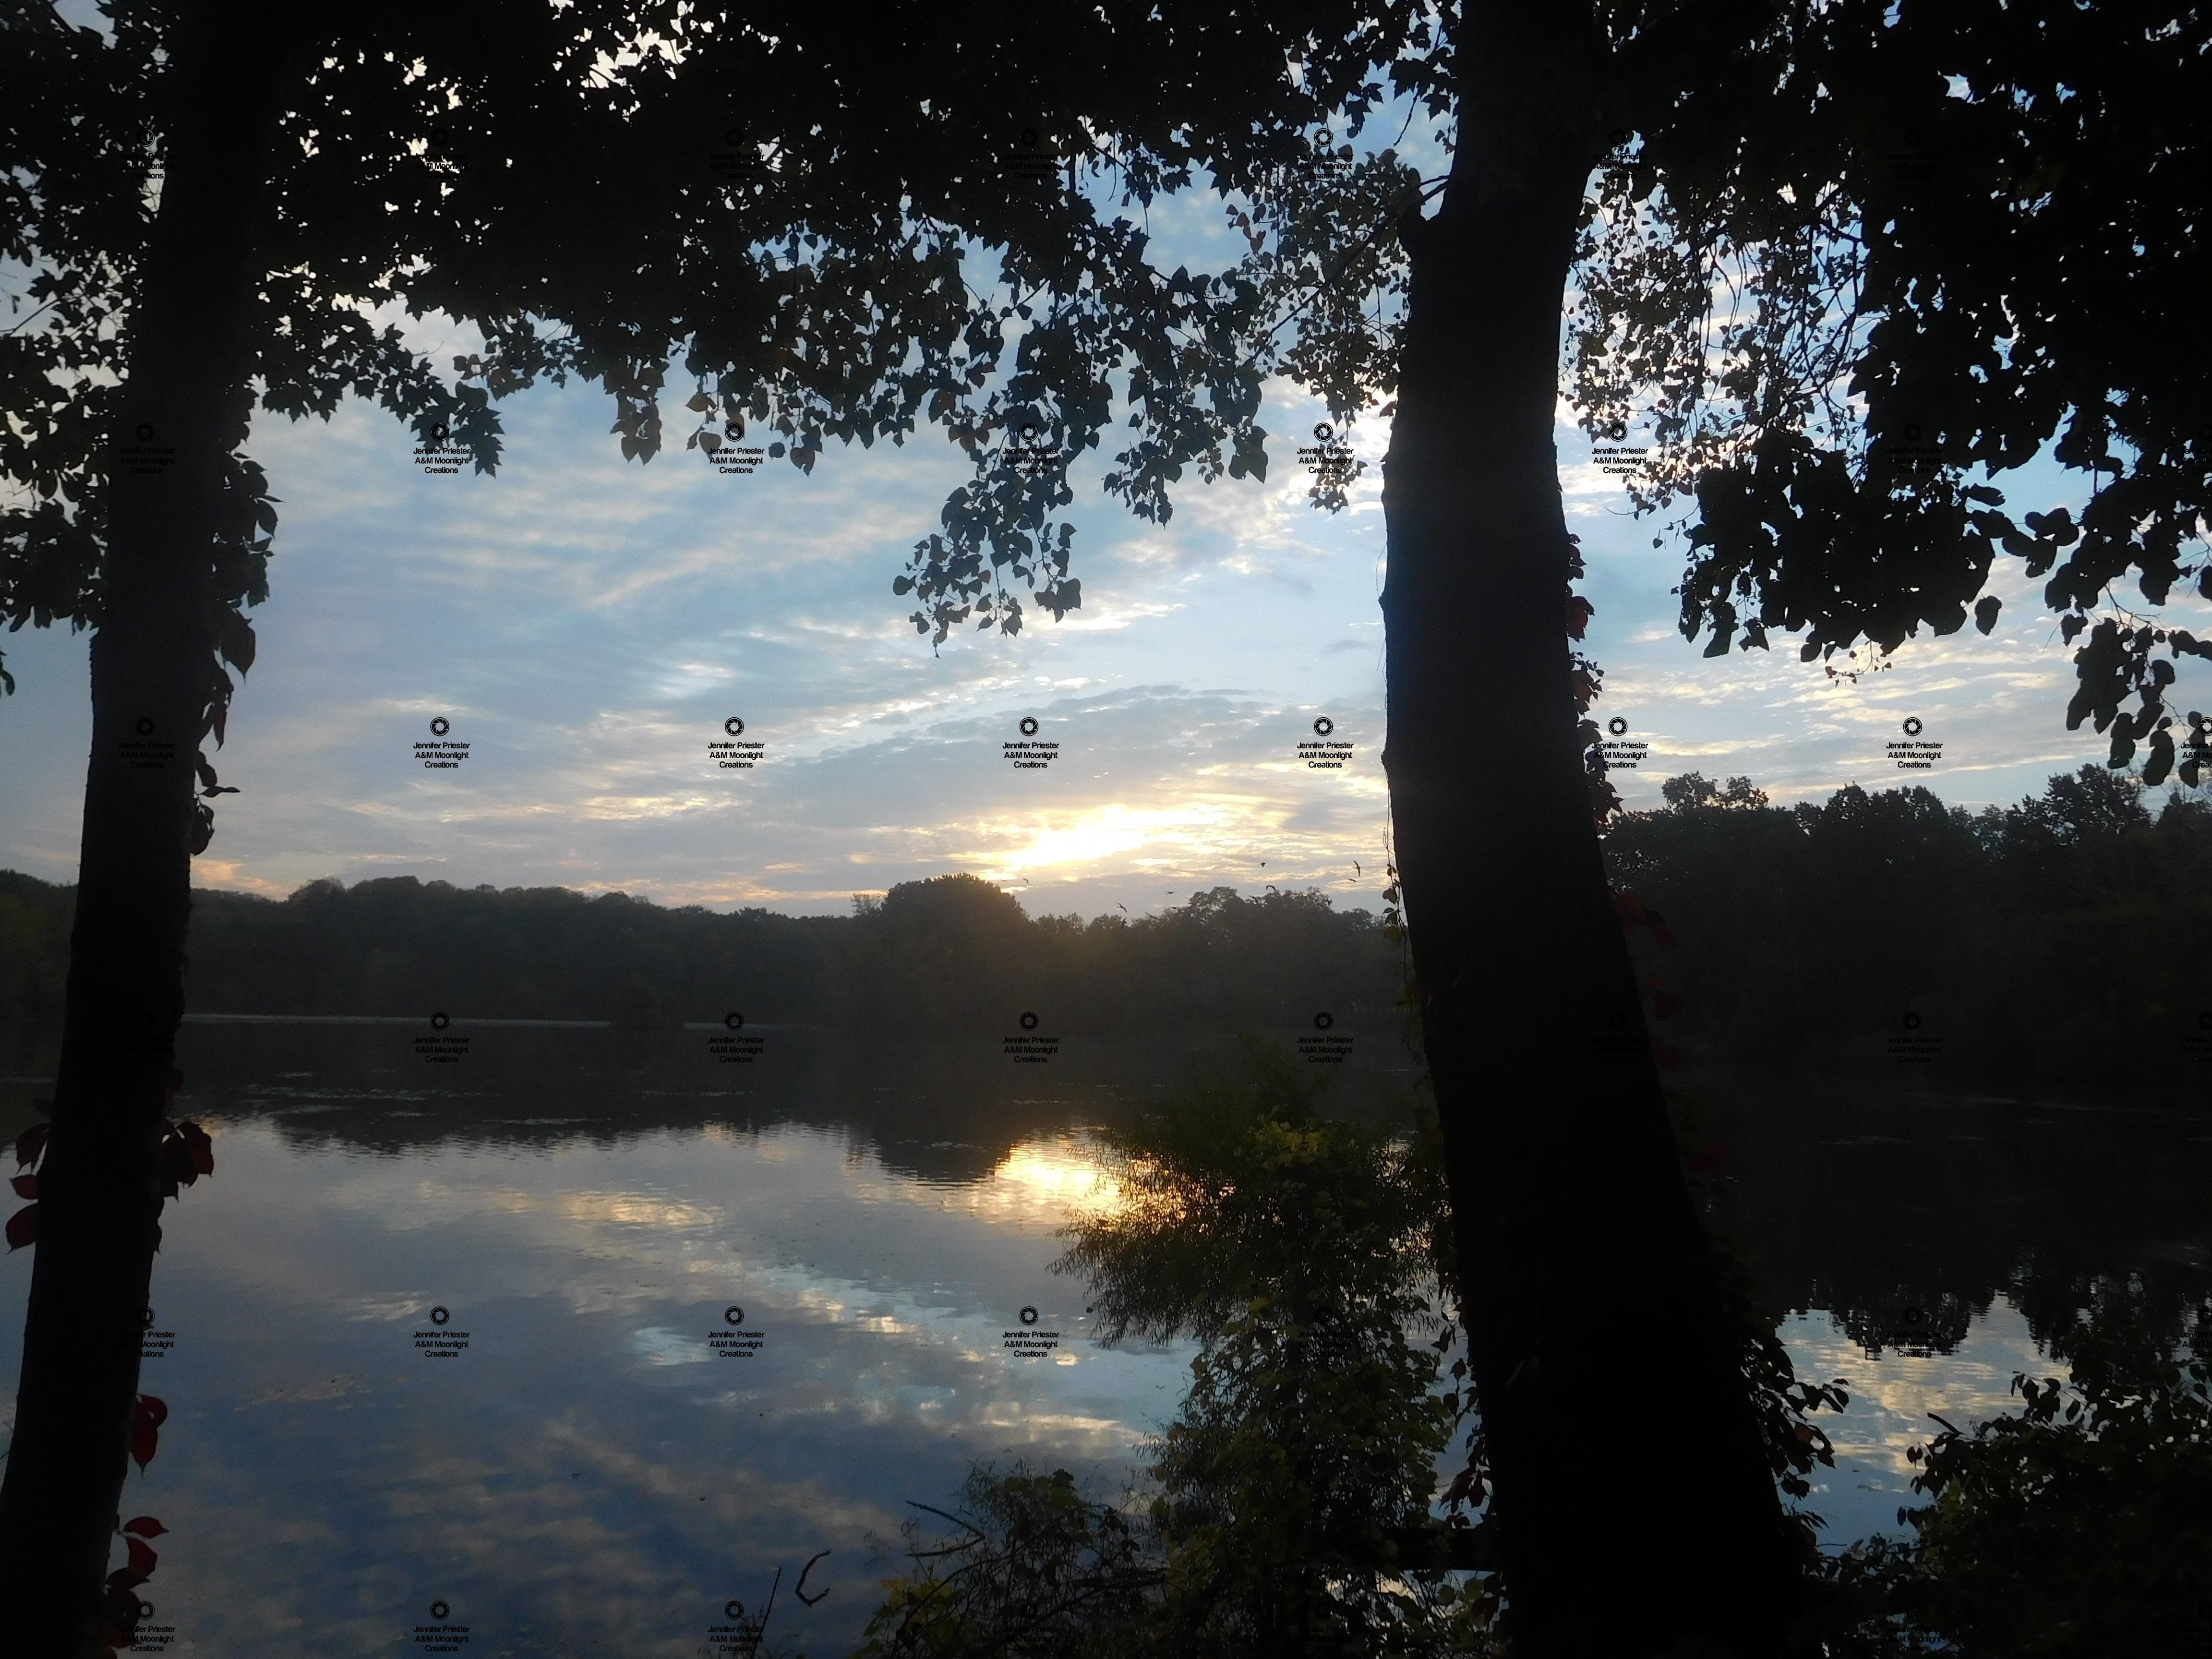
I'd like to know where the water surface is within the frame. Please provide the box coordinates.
[1,1027,2204,1655]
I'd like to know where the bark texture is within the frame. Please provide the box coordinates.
[1379,123,1814,1659]
[0,8,283,1650]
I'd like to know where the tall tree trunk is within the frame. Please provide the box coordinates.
[1379,109,1813,1659]
[0,8,283,1650]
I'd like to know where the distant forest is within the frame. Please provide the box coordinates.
[4,764,2208,1090]
[0,870,1402,1038]
[1609,765,2212,1094]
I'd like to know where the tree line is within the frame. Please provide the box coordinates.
[0,870,1401,1040]
[1605,765,2212,1096]
[13,757,2203,1094]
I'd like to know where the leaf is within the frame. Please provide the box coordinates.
[216,608,256,673]
[1973,595,2001,635]
[120,1516,167,1539]
[5,1203,35,1249]
[174,1121,214,1178]
[123,1537,157,1579]
[14,1121,48,1167]
[9,1173,35,1200]
[130,1396,165,1471]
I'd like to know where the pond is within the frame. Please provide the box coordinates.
[2,1023,2206,1657]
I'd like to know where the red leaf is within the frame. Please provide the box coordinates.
[32,1097,52,1118]
[5,1203,36,1251]
[121,1515,167,1539]
[9,1173,35,1200]
[107,1558,149,1591]
[14,1121,48,1167]
[131,1395,166,1470]
[124,1537,157,1578]
[1566,595,1594,640]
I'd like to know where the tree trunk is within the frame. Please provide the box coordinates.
[1379,120,1813,1659]
[0,9,284,1651]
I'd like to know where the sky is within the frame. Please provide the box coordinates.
[4,109,2204,921]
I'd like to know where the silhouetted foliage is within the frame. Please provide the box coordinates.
[864,1048,1503,1659]
[0,870,1399,1036]
[1604,767,2212,1091]
[1805,1282,2212,1657]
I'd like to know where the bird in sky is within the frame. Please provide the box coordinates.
[1354,861,1362,878]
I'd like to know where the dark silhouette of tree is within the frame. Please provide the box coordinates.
[11,0,2203,1651]
[1051,11,2212,1646]
[0,0,1382,1640]
[862,1048,1506,1659]
[1602,766,2212,1090]
[0,869,1401,1037]
[1808,1285,2212,1657]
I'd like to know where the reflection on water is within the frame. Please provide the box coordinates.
[0,1028,2205,1654]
